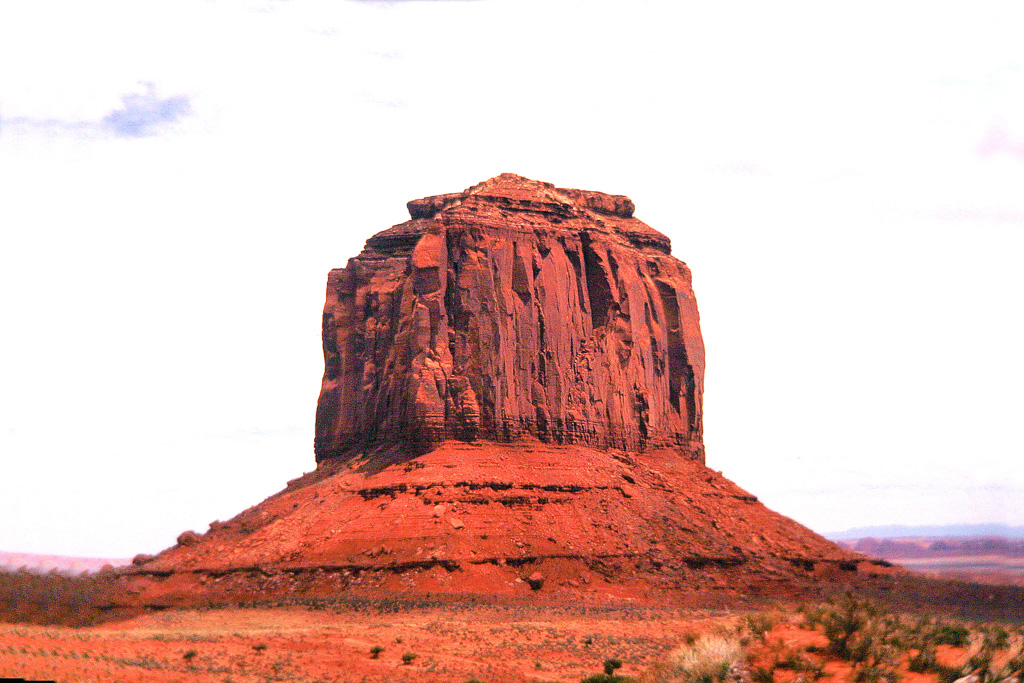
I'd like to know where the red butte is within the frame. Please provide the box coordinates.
[315,173,704,464]
[120,175,877,607]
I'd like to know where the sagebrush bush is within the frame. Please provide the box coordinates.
[643,634,743,683]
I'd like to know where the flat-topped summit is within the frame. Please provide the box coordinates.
[315,173,704,464]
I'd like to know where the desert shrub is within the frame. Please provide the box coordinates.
[370,645,384,659]
[799,604,828,631]
[746,613,780,641]
[644,634,743,683]
[605,659,624,675]
[402,651,418,665]
[183,649,197,661]
[984,626,1010,651]
[908,642,938,673]
[750,666,774,683]
[932,624,971,648]
[820,595,874,659]
[773,652,823,678]
[810,595,907,683]
[854,638,902,683]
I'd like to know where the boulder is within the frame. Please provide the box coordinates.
[176,530,202,547]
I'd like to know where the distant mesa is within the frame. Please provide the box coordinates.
[110,174,876,606]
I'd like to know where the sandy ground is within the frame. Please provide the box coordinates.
[0,603,730,682]
[3,601,1018,683]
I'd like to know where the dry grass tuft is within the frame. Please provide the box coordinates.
[644,634,744,683]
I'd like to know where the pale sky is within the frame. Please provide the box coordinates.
[1,1,1022,558]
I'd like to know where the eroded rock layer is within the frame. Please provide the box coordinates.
[314,174,705,462]
[125,442,876,605]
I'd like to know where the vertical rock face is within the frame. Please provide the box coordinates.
[315,174,705,463]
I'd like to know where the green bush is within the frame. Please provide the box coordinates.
[402,651,418,665]
[820,594,874,659]
[932,625,970,648]
[370,645,384,659]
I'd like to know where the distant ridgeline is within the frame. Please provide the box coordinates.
[826,524,1024,540]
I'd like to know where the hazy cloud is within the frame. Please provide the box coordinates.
[102,85,191,138]
[1,83,190,139]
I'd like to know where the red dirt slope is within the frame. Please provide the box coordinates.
[118,441,878,607]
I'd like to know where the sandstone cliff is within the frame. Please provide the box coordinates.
[315,174,705,462]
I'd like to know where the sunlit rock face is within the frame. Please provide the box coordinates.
[314,174,705,463]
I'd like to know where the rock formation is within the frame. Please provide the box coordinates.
[116,175,881,608]
[315,174,704,462]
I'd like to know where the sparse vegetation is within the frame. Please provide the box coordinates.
[1,592,1021,683]
[644,633,742,683]
[932,624,971,647]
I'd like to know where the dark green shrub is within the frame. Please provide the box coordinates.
[370,645,384,659]
[604,658,623,676]
[821,594,874,659]
[932,624,970,648]
[908,643,938,673]
[402,651,418,665]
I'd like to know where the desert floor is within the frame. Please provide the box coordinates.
[2,599,1021,683]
